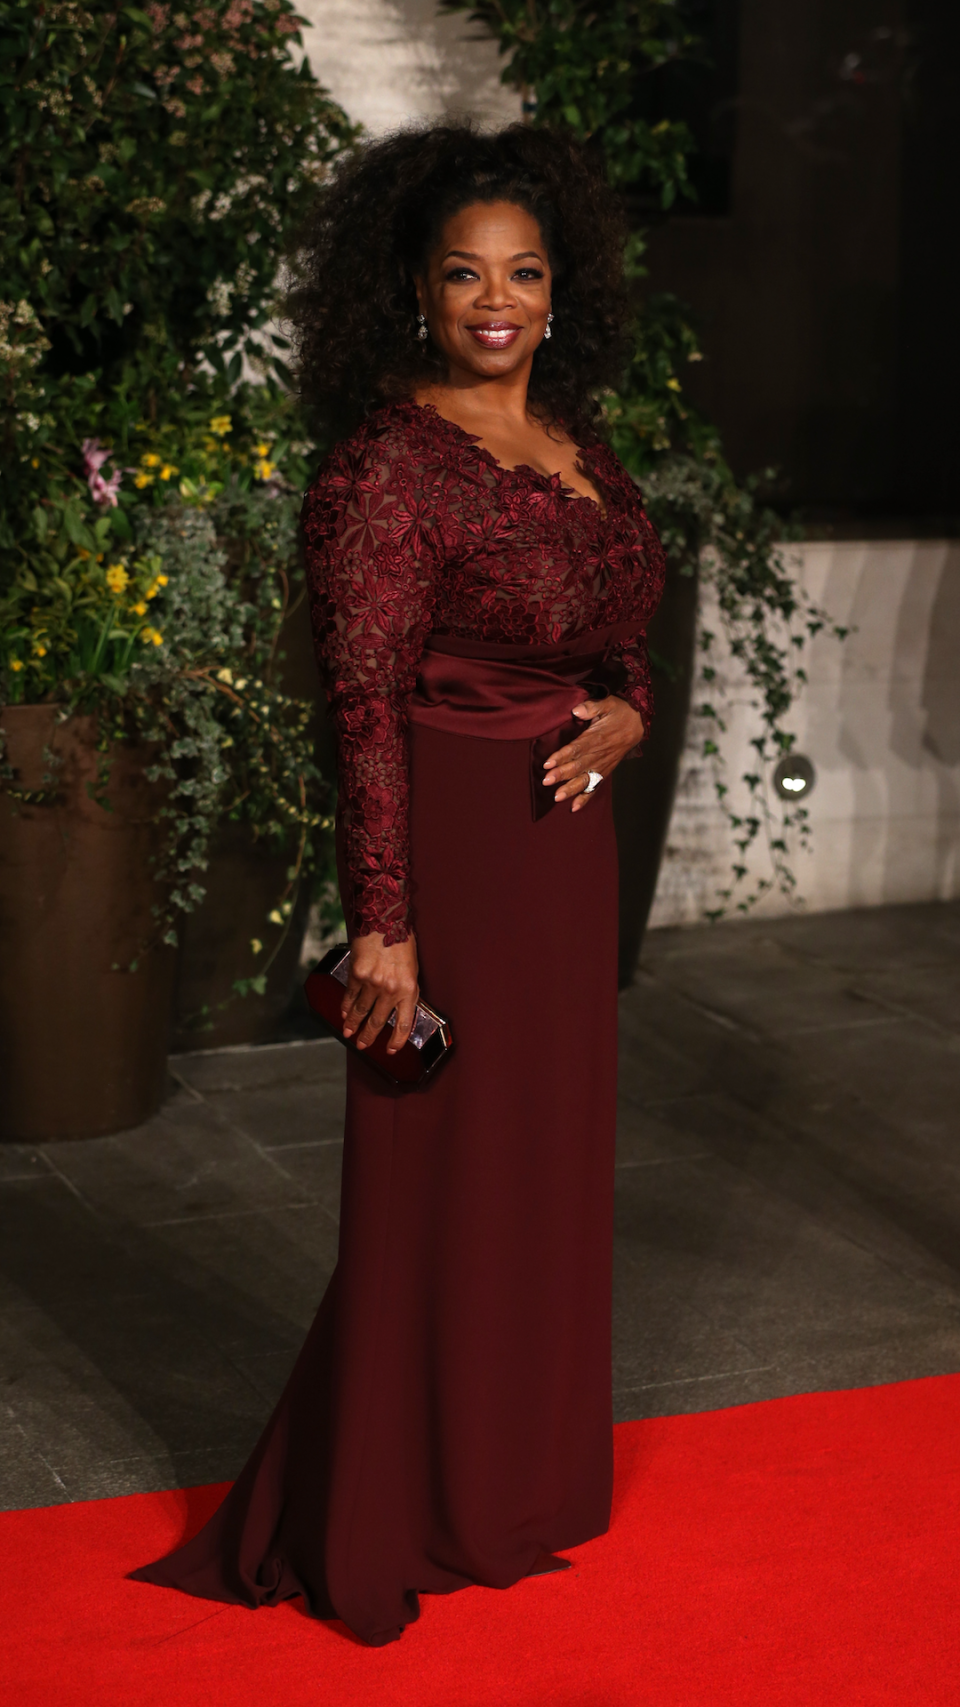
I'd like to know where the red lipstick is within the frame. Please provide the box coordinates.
[467,321,522,349]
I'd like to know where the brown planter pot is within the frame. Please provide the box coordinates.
[613,563,699,988]
[170,825,310,1052]
[0,707,176,1142]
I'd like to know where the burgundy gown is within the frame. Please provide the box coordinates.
[131,400,665,1646]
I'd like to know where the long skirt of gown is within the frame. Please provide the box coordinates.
[131,719,619,1647]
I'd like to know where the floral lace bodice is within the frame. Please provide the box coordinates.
[302,400,666,943]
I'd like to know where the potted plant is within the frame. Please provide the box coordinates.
[0,1,354,1136]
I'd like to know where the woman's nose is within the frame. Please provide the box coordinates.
[475,277,515,310]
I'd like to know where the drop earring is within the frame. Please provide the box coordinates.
[416,313,428,342]
[543,311,554,341]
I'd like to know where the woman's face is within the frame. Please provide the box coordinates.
[415,200,552,381]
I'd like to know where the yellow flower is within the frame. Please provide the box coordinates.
[209,415,232,436]
[253,458,275,481]
[267,909,283,925]
[105,564,129,594]
[666,377,682,392]
[131,600,148,616]
[144,573,169,599]
[250,938,263,955]
[253,441,272,457]
[76,548,91,560]
[141,452,162,468]
[159,463,178,481]
[31,457,39,468]
[10,659,24,672]
[139,626,164,646]
[216,666,234,684]
[34,643,48,658]
[156,573,169,586]
[134,472,154,488]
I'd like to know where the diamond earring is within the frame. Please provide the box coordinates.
[416,313,428,342]
[543,311,554,341]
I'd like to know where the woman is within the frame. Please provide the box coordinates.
[133,122,665,1648]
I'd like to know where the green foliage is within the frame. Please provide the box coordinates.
[441,0,847,916]
[0,0,356,380]
[0,452,331,946]
[0,0,352,954]
[1,0,356,530]
[439,0,696,202]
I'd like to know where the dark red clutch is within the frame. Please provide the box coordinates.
[303,944,454,1087]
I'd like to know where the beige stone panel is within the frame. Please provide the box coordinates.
[296,0,520,135]
[648,540,960,927]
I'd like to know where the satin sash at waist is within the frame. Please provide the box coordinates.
[407,620,641,821]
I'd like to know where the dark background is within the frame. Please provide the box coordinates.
[643,0,960,533]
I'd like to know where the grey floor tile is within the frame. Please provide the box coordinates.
[229,1346,301,1406]
[67,1447,243,1504]
[44,1105,312,1227]
[265,1142,343,1217]
[857,958,960,1031]
[782,1015,960,1139]
[854,963,960,1036]
[0,1433,72,1511]
[615,1098,713,1169]
[615,1153,960,1369]
[642,933,898,1039]
[0,1176,137,1306]
[760,900,960,972]
[171,1038,342,1097]
[619,1088,960,1297]
[210,1081,346,1150]
[801,1331,960,1393]
[145,1204,339,1349]
[614,1364,812,1421]
[616,1007,714,1107]
[612,1261,762,1395]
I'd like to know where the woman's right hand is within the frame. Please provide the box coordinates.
[341,930,420,1054]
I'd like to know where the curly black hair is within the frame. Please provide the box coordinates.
[287,122,630,443]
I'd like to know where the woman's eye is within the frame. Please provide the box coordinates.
[444,268,477,283]
[514,269,544,281]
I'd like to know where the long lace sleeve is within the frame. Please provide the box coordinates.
[615,632,657,742]
[601,462,667,752]
[302,427,444,944]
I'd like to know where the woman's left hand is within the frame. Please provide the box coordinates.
[542,696,645,812]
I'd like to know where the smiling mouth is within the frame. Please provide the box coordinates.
[467,322,522,349]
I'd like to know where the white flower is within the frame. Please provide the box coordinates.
[206,277,233,317]
[190,188,212,217]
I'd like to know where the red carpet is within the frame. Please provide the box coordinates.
[6,1376,960,1706]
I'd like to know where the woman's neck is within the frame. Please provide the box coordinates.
[415,360,534,433]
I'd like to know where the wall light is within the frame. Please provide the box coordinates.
[773,755,816,800]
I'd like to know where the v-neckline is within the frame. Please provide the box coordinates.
[408,400,607,516]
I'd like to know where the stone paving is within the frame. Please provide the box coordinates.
[2,899,960,1510]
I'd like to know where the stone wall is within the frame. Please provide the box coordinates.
[649,540,960,926]
[297,0,519,134]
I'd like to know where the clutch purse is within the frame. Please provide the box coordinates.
[303,944,454,1087]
